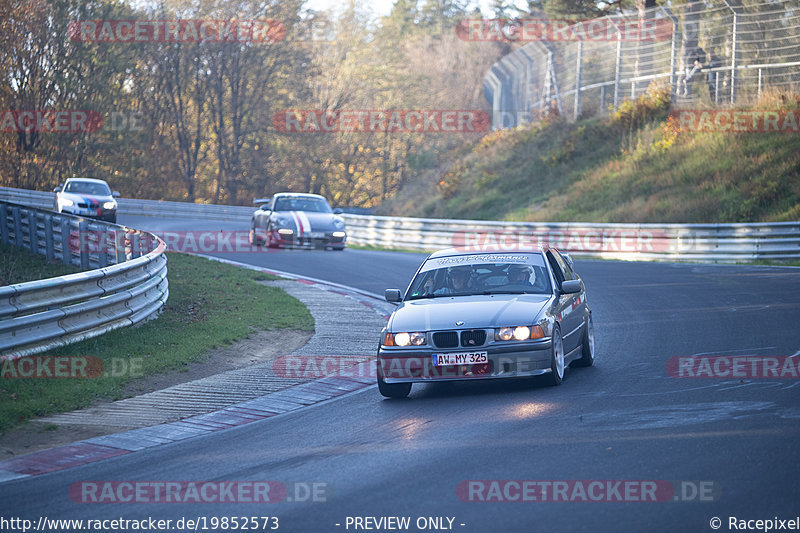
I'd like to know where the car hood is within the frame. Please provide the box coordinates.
[59,192,114,206]
[273,211,343,232]
[389,294,552,332]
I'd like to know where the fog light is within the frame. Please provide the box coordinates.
[277,228,294,235]
[332,231,346,238]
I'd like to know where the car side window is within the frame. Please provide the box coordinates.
[554,251,576,281]
[546,251,570,284]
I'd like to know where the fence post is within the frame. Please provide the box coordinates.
[664,7,679,102]
[574,41,583,120]
[757,68,762,98]
[723,0,739,104]
[614,37,622,111]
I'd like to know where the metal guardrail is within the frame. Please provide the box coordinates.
[0,188,253,222]
[340,215,800,263]
[0,200,168,359]
[2,186,798,262]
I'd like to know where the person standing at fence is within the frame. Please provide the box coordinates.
[682,46,707,97]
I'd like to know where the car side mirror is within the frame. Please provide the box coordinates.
[260,207,271,215]
[333,208,343,215]
[112,191,121,198]
[385,289,402,303]
[560,280,581,294]
[54,186,62,193]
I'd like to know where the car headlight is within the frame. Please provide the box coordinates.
[61,198,74,207]
[383,331,427,347]
[276,216,290,226]
[333,217,345,229]
[103,201,116,209]
[495,325,545,341]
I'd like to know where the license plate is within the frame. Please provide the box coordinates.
[309,232,325,238]
[433,352,488,366]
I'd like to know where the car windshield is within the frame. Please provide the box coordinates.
[272,197,332,213]
[406,253,552,300]
[64,181,111,196]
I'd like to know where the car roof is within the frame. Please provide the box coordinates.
[273,192,327,200]
[426,246,549,259]
[65,177,109,185]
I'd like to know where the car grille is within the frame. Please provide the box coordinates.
[460,330,487,347]
[432,330,487,348]
[432,331,459,348]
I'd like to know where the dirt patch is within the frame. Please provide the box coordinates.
[0,329,312,460]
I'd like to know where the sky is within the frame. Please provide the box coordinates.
[302,0,530,19]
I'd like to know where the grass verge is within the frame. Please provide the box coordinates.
[0,242,80,285]
[0,251,314,433]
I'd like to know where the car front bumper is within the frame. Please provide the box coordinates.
[270,230,346,249]
[377,338,553,384]
[61,206,116,221]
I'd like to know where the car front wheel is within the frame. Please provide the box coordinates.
[378,375,411,398]
[545,325,565,386]
[571,313,595,368]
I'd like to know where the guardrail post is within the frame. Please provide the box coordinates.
[114,230,127,264]
[12,206,21,246]
[44,214,54,261]
[98,228,109,268]
[79,220,90,269]
[28,210,38,254]
[132,232,142,258]
[59,217,71,264]
[0,204,7,244]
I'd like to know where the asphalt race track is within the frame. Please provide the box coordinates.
[2,214,799,533]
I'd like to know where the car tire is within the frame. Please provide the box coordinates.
[571,313,595,368]
[249,224,262,246]
[545,325,565,386]
[378,377,412,398]
[265,224,279,248]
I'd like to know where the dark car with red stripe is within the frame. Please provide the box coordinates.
[54,178,120,223]
[249,193,346,250]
